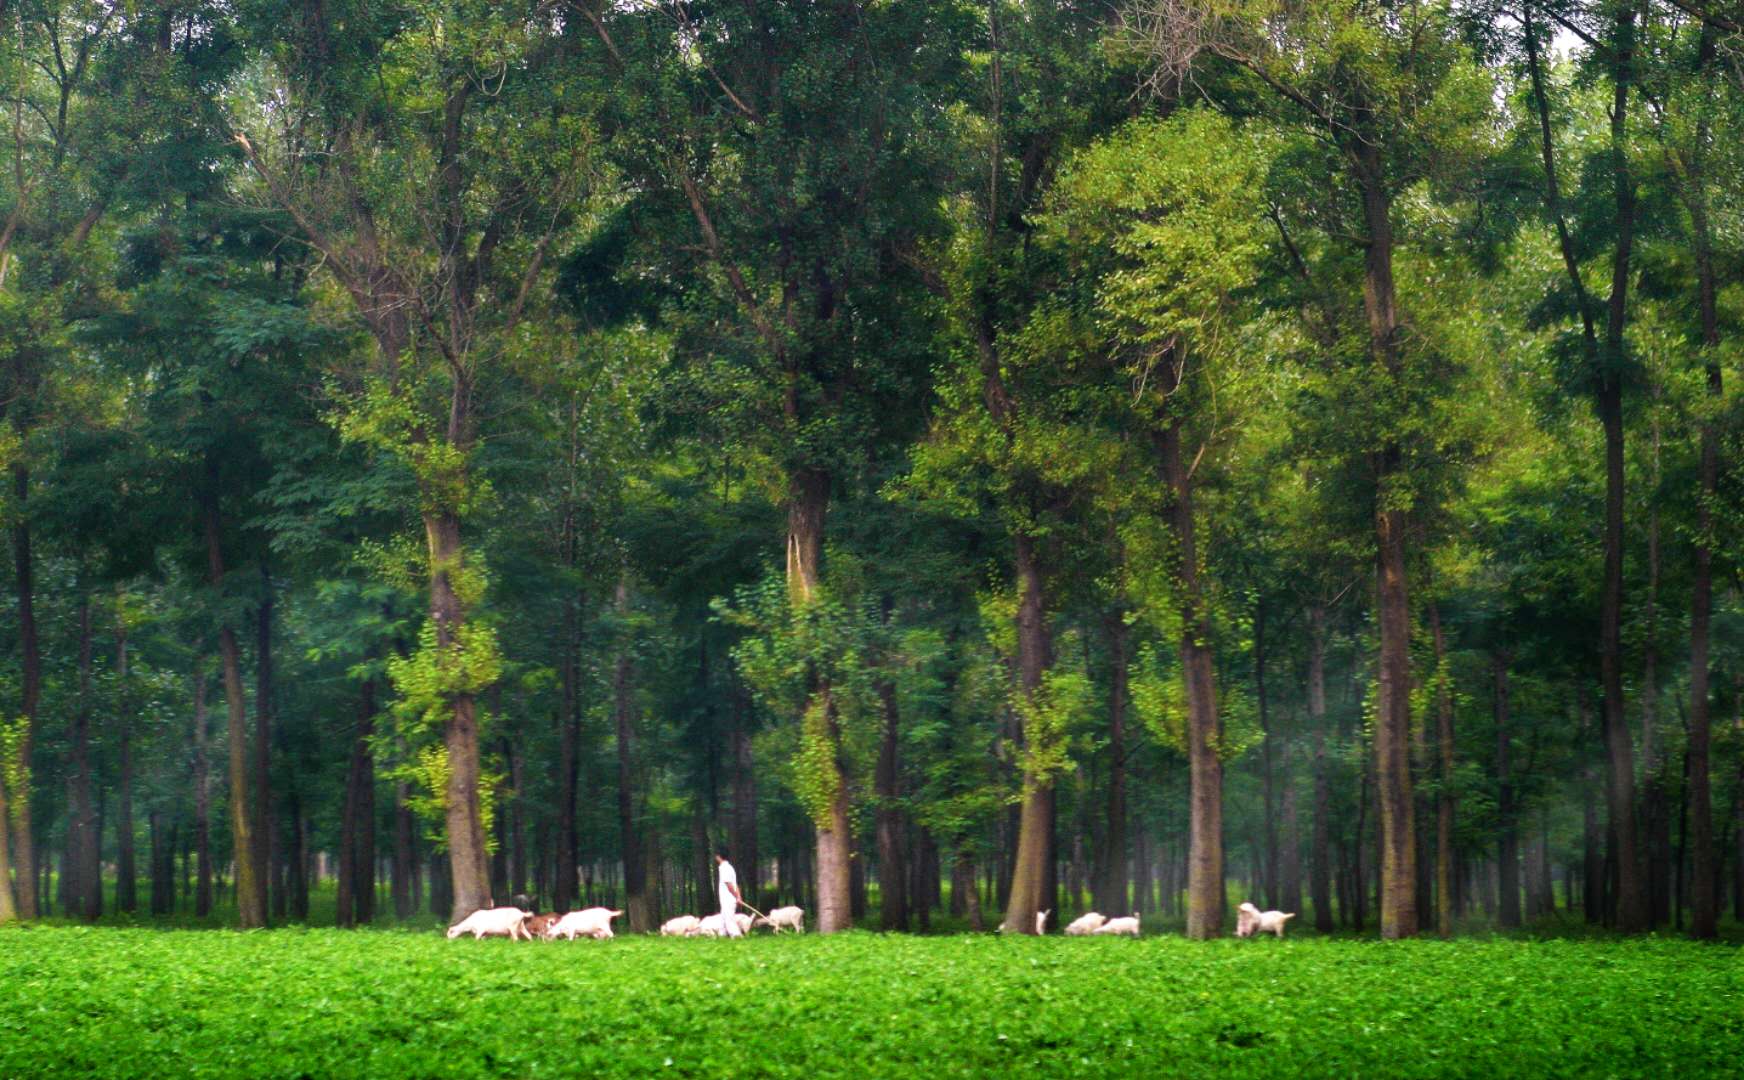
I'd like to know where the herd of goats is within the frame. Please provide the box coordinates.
[443,901,1298,941]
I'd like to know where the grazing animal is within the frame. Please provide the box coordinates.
[752,906,805,934]
[696,912,754,937]
[1092,914,1141,937]
[661,915,702,937]
[523,913,560,939]
[446,907,532,941]
[550,907,623,941]
[1236,902,1296,939]
[1064,912,1108,936]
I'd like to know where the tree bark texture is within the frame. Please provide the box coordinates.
[1001,531,1057,934]
[1153,363,1224,940]
[425,508,491,921]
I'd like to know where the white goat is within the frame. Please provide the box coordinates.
[1064,912,1108,936]
[661,915,702,937]
[550,907,623,941]
[1092,914,1140,937]
[1236,902,1296,939]
[446,907,532,941]
[753,906,805,934]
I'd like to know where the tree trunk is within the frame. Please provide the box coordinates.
[614,579,652,932]
[1494,654,1520,928]
[555,593,580,914]
[876,679,909,930]
[8,463,39,919]
[1350,139,1418,940]
[788,467,852,934]
[204,473,264,930]
[1256,605,1277,908]
[338,679,377,928]
[957,848,984,931]
[393,778,415,920]
[0,754,13,921]
[1641,436,1671,929]
[1599,9,1648,934]
[1152,375,1223,940]
[1429,606,1456,937]
[1683,28,1722,942]
[424,508,492,921]
[1097,612,1130,915]
[1001,531,1056,935]
[192,659,213,918]
[71,597,101,921]
[254,575,275,922]
[1279,730,1302,919]
[1309,608,1334,932]
[1584,769,1605,923]
[115,617,137,914]
[729,683,759,909]
[148,811,171,916]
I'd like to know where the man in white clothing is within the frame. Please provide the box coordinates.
[715,848,744,938]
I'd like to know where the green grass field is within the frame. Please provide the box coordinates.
[2,926,1740,1078]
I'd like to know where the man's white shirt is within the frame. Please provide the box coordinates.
[717,859,738,911]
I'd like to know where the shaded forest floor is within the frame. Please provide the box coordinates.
[2,926,1740,1078]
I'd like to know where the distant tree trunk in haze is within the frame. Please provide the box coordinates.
[1309,607,1334,932]
[957,847,984,931]
[556,593,580,913]
[1495,654,1520,929]
[729,684,759,909]
[115,617,137,914]
[1682,26,1722,941]
[337,679,377,928]
[1523,6,1644,931]
[148,811,171,916]
[1641,464,1670,928]
[71,597,101,921]
[1279,731,1302,919]
[1097,611,1129,915]
[254,577,275,922]
[203,467,263,929]
[1430,607,1456,937]
[614,579,651,933]
[192,660,213,918]
[875,679,909,931]
[1256,605,1278,907]
[392,778,415,920]
[9,463,41,919]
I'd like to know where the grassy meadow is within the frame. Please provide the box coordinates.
[2,924,1740,1078]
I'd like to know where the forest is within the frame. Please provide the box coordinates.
[2,0,1743,951]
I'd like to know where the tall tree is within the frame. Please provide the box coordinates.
[1516,1,1648,930]
[233,0,597,921]
[584,0,966,932]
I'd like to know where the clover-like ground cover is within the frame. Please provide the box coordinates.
[2,927,1739,1078]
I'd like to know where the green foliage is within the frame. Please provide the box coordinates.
[3,929,1742,1078]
